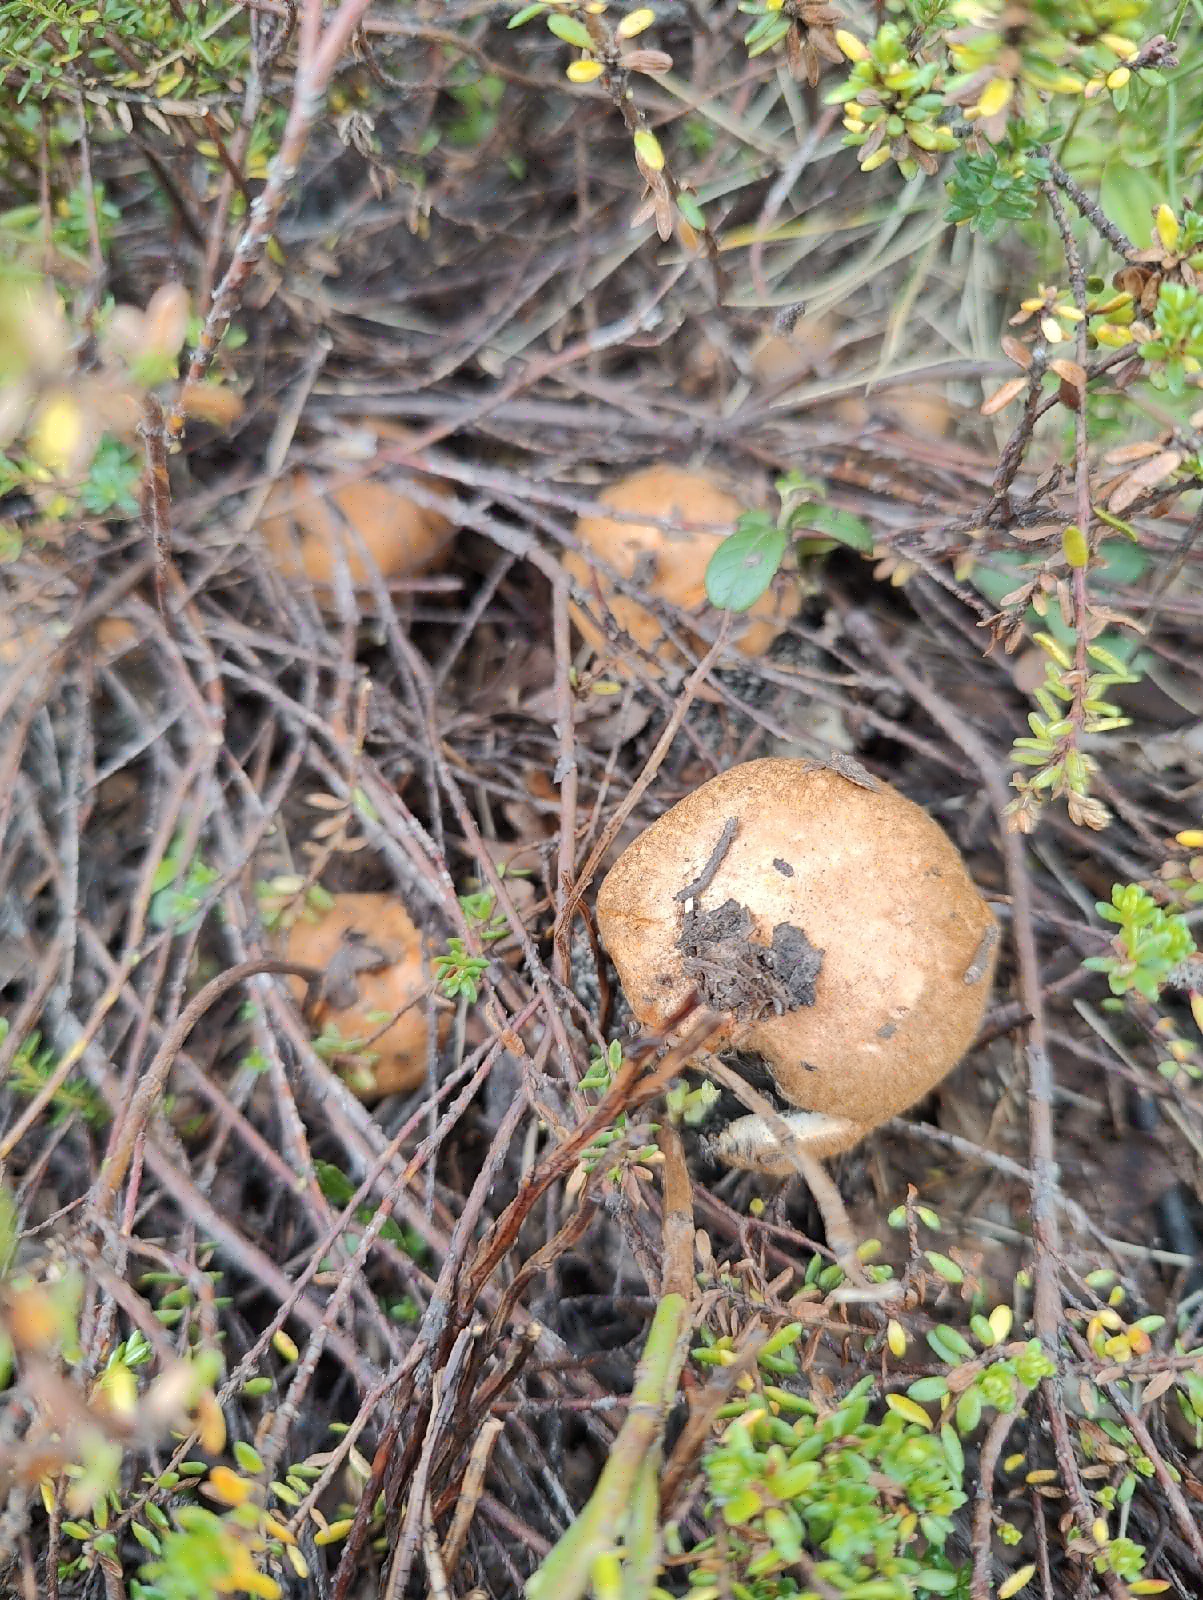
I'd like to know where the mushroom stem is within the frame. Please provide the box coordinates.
[701,1055,868,1283]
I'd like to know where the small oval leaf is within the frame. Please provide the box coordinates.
[547,13,593,48]
[705,513,786,612]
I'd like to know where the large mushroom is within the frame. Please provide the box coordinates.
[596,758,998,1168]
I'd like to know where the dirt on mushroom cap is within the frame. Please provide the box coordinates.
[596,758,999,1134]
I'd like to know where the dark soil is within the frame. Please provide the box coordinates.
[679,895,824,1019]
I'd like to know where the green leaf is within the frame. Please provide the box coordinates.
[150,855,181,893]
[547,13,593,48]
[908,1376,950,1403]
[925,1250,964,1284]
[314,1161,356,1205]
[705,512,787,612]
[509,2,544,25]
[233,1440,264,1475]
[796,501,873,552]
[633,128,665,171]
[927,1324,975,1364]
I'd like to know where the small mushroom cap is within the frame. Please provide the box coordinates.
[563,464,796,673]
[282,893,444,1098]
[261,435,453,588]
[596,759,998,1142]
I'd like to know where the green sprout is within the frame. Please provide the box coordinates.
[699,1375,967,1597]
[1136,282,1203,396]
[0,1021,108,1128]
[1083,883,1197,1000]
[580,1037,624,1093]
[150,839,219,932]
[80,437,141,517]
[433,938,491,1002]
[1007,629,1140,833]
[945,123,1052,236]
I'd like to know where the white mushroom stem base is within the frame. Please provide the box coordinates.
[710,1108,870,1174]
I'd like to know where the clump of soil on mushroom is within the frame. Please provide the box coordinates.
[678,896,824,1021]
[596,757,999,1161]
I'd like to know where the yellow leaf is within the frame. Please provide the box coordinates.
[206,1466,252,1507]
[1095,322,1133,348]
[886,1319,907,1358]
[633,129,664,171]
[314,1518,354,1546]
[1101,32,1138,59]
[272,1329,299,1362]
[1155,203,1180,254]
[196,1390,227,1455]
[999,1564,1036,1599]
[1062,524,1089,568]
[29,395,85,477]
[835,29,868,61]
[618,7,655,37]
[988,1305,1014,1343]
[567,58,605,82]
[975,77,1013,118]
[885,1393,933,1429]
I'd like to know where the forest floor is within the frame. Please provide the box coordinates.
[2,4,1203,1599]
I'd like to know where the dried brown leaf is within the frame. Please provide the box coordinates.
[1049,358,1086,390]
[1129,448,1182,487]
[981,376,1027,415]
[1001,335,1032,369]
[1143,1368,1177,1403]
[1103,440,1166,464]
[623,48,673,75]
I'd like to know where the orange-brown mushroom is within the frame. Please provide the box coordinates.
[563,464,796,674]
[282,893,446,1098]
[596,758,997,1168]
[261,422,454,589]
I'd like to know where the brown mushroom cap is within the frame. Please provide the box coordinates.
[563,464,796,673]
[596,759,997,1154]
[261,425,453,588]
[749,312,840,386]
[281,893,445,1098]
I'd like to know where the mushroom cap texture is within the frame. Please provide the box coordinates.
[596,759,998,1134]
[261,465,453,587]
[282,893,441,1098]
[563,464,795,669]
